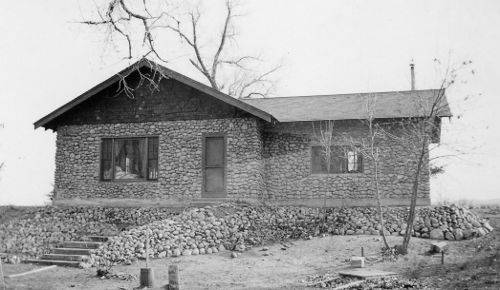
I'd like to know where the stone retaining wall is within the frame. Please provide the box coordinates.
[89,204,493,266]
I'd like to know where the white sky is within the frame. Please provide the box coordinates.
[0,0,499,205]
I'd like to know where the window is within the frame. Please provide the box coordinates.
[311,146,362,174]
[100,137,159,181]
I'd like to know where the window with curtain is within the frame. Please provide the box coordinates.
[311,145,362,174]
[100,137,159,181]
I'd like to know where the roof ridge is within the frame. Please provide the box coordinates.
[244,88,441,101]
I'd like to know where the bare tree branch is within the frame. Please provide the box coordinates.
[79,0,281,98]
[211,1,233,82]
[80,0,169,62]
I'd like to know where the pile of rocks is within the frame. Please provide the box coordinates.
[90,204,493,266]
[415,206,494,240]
[0,206,179,260]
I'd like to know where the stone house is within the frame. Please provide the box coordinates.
[34,59,451,207]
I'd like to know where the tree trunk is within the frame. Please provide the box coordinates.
[402,140,426,252]
[373,158,390,249]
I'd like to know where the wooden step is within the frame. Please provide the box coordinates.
[41,254,88,262]
[191,198,232,207]
[85,236,109,242]
[53,248,91,255]
[63,241,102,249]
[24,259,81,267]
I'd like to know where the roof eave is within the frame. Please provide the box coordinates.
[34,59,145,130]
[274,113,454,123]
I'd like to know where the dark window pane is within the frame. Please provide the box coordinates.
[205,137,224,166]
[205,168,224,193]
[147,137,159,180]
[311,146,326,173]
[330,146,345,173]
[101,139,113,180]
[113,138,147,179]
[357,153,363,172]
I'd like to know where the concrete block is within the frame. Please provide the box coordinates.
[350,256,365,268]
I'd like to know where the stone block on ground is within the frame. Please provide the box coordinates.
[483,222,494,232]
[350,256,365,268]
[429,229,444,240]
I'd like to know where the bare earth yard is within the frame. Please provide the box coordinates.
[2,208,499,289]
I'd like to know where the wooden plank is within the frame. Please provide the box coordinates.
[430,241,448,253]
[5,265,57,278]
[333,280,364,290]
[338,268,397,279]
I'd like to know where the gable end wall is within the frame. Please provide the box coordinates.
[54,118,265,202]
[48,76,253,129]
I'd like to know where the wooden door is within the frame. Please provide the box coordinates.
[203,135,226,197]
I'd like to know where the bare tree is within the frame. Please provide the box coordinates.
[312,120,335,212]
[362,97,391,250]
[340,60,473,253]
[384,59,474,254]
[342,96,391,249]
[80,0,280,98]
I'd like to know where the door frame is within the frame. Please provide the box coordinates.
[201,133,227,198]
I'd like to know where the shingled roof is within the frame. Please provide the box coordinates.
[34,59,451,129]
[242,89,451,122]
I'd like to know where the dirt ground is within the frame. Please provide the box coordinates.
[2,208,499,289]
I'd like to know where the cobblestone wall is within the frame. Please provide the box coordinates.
[54,118,430,205]
[54,118,264,200]
[261,121,430,203]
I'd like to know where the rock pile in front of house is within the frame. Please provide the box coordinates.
[0,206,180,260]
[90,204,493,266]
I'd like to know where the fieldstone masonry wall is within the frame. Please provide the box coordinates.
[54,118,264,201]
[261,121,430,205]
[50,72,430,206]
[55,118,430,206]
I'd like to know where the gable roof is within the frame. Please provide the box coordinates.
[34,59,275,129]
[34,59,452,130]
[242,89,452,122]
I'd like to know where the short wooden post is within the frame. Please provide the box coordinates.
[168,265,179,290]
[441,251,445,265]
[361,247,364,257]
[140,232,154,288]
[140,268,154,288]
[0,259,6,290]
